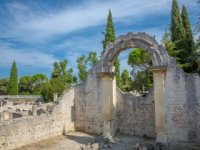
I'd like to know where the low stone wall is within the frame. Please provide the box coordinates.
[0,115,63,150]
[0,87,75,150]
[116,89,156,138]
[0,95,43,102]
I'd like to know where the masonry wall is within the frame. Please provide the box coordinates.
[116,89,156,138]
[73,68,156,137]
[165,66,200,143]
[74,70,103,134]
[0,87,75,150]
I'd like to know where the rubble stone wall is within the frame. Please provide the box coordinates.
[165,66,200,143]
[0,87,75,150]
[116,89,156,138]
[74,71,103,134]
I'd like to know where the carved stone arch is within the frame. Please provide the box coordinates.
[101,32,172,72]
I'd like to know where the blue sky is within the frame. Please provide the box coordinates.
[0,0,199,78]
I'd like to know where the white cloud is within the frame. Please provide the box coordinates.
[2,0,192,42]
[1,0,198,43]
[0,43,59,69]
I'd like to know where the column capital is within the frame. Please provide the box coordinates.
[148,66,167,73]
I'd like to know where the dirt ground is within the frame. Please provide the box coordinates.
[17,132,155,150]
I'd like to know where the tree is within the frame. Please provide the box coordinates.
[87,51,98,67]
[50,59,73,96]
[50,61,65,96]
[170,0,187,66]
[41,59,76,102]
[128,48,153,93]
[76,51,98,83]
[120,69,132,92]
[128,48,151,69]
[0,78,9,95]
[102,10,121,87]
[170,0,197,72]
[8,61,18,95]
[18,74,48,95]
[65,68,75,87]
[181,5,198,72]
[171,0,186,42]
[169,1,198,72]
[41,83,53,103]
[50,77,65,96]
[181,5,195,53]
[162,29,177,57]
[102,9,115,51]
[32,74,48,94]
[19,76,33,95]
[77,55,88,82]
[52,62,61,78]
[132,71,153,94]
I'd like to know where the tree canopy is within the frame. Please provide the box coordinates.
[127,48,153,94]
[169,0,197,72]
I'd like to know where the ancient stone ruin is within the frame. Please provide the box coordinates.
[0,32,200,150]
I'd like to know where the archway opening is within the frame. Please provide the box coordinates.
[114,47,154,96]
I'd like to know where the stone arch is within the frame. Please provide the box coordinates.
[101,32,173,72]
[98,32,174,144]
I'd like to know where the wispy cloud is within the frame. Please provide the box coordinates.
[0,42,59,69]
[2,0,195,43]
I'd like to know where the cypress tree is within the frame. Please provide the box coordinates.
[181,5,195,53]
[170,0,189,70]
[8,61,18,95]
[102,9,121,87]
[102,9,116,51]
[171,0,185,42]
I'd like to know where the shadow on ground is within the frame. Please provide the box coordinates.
[17,132,155,150]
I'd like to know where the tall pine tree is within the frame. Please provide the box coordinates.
[102,9,115,51]
[170,0,193,71]
[181,5,195,53]
[171,0,185,42]
[8,61,18,95]
[102,9,121,87]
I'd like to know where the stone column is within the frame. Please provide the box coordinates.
[98,72,117,136]
[149,66,167,144]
